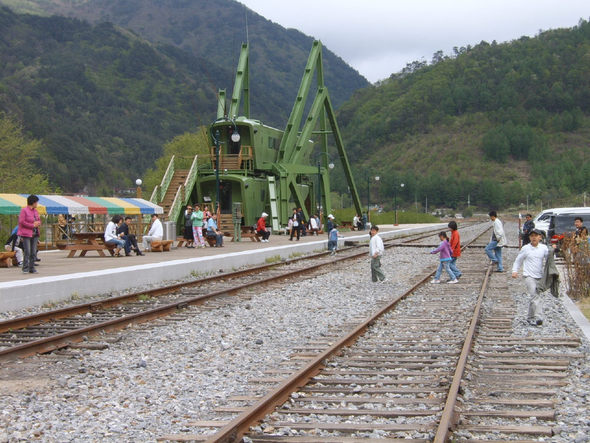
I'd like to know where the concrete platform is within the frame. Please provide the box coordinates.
[0,224,445,312]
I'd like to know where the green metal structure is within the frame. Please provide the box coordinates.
[173,40,362,230]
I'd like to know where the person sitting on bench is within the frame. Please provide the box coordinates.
[308,214,320,235]
[104,215,127,256]
[206,214,224,247]
[117,216,143,256]
[257,212,270,242]
[142,214,163,252]
[4,226,23,266]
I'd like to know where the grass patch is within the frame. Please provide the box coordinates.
[289,252,303,259]
[576,298,590,321]
[265,255,282,264]
[137,294,153,302]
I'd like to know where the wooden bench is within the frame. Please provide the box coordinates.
[176,237,187,248]
[150,240,173,252]
[235,226,261,242]
[0,251,16,267]
[56,233,117,258]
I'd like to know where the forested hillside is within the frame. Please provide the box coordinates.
[0,2,367,194]
[0,0,368,127]
[0,7,230,192]
[336,20,590,210]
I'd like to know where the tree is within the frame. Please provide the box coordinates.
[143,126,210,194]
[481,127,510,162]
[0,113,51,194]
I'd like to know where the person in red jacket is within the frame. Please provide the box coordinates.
[448,220,462,280]
[256,212,270,242]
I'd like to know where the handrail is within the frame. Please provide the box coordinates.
[159,155,176,202]
[168,184,184,223]
[184,155,199,204]
[149,185,159,204]
[208,146,254,171]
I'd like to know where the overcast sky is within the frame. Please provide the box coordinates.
[238,0,589,83]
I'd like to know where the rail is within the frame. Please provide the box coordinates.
[158,154,176,202]
[205,226,492,442]
[184,155,199,203]
[0,225,479,362]
[209,146,254,172]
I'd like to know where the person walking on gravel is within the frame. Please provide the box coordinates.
[369,225,386,283]
[430,231,459,284]
[511,228,549,326]
[485,210,506,272]
[448,221,462,280]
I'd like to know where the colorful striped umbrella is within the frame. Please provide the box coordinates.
[0,194,162,215]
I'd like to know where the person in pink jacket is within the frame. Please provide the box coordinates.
[430,231,459,284]
[18,194,41,274]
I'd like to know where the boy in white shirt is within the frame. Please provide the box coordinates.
[512,229,549,326]
[369,225,386,283]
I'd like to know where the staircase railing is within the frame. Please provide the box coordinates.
[168,184,184,224]
[158,155,176,203]
[184,155,199,204]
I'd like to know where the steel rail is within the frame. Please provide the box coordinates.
[0,224,453,335]
[0,236,400,361]
[204,226,491,443]
[434,264,492,442]
[0,243,365,334]
[0,224,487,362]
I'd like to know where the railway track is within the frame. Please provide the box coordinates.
[152,225,582,442]
[0,224,466,362]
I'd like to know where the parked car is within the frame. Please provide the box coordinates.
[532,207,590,238]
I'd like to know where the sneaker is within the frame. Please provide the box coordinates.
[29,269,38,274]
[380,278,387,283]
[494,269,506,273]
[17,262,23,267]
[431,279,441,284]
[448,279,459,284]
[536,319,543,326]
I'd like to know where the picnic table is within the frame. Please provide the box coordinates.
[56,232,116,258]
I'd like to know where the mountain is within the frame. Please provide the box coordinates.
[0,0,368,127]
[0,7,230,192]
[334,20,590,210]
[0,1,368,193]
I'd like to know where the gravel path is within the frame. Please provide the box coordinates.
[0,222,588,442]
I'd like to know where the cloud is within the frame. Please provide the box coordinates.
[240,0,589,82]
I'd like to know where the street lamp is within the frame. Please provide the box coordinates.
[317,158,335,219]
[214,129,221,212]
[135,178,142,199]
[367,175,380,223]
[394,182,405,225]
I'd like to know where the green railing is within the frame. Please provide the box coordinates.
[158,155,176,202]
[168,184,184,224]
[184,155,199,204]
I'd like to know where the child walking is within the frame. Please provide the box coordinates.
[430,231,459,284]
[448,221,462,280]
[328,226,339,255]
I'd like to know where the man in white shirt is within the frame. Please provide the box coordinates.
[369,225,386,283]
[142,214,163,252]
[512,229,549,326]
[485,210,506,272]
